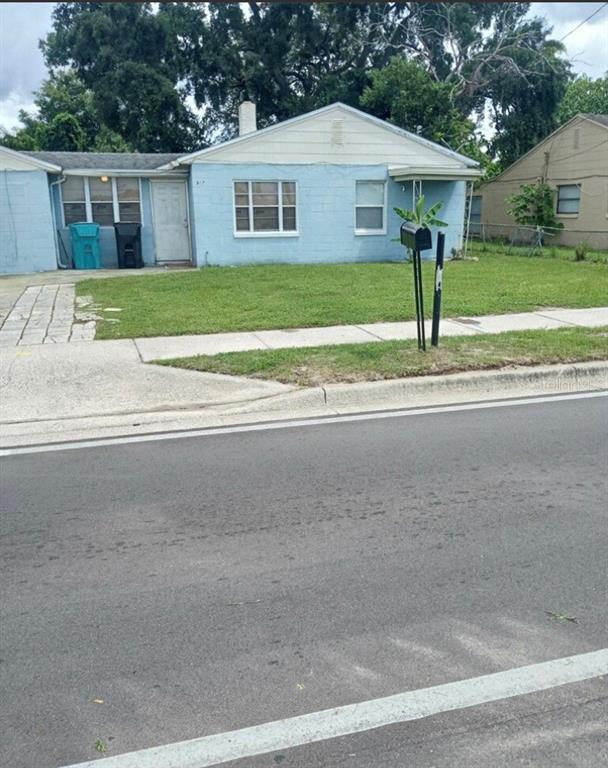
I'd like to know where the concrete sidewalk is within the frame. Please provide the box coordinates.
[135,307,608,361]
[1,303,607,448]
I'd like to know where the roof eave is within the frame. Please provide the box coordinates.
[62,168,188,177]
[0,145,62,173]
[389,166,482,181]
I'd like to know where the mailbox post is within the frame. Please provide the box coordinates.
[431,232,445,347]
[400,222,433,351]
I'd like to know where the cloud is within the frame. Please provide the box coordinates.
[529,2,608,78]
[0,2,54,129]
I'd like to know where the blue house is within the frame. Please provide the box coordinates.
[0,103,480,275]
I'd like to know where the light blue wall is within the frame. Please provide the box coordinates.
[189,163,466,267]
[0,170,57,274]
[52,177,156,268]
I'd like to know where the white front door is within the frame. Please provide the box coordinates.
[151,180,191,263]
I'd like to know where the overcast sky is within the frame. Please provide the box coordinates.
[0,2,606,133]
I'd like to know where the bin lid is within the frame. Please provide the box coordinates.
[114,222,142,235]
[69,222,100,237]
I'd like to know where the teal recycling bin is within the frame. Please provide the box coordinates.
[69,222,102,269]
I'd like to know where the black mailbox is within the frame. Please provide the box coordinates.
[400,222,433,252]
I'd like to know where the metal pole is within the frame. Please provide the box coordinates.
[412,248,426,351]
[417,249,426,351]
[431,232,445,347]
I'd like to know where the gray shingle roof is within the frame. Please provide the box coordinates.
[582,113,608,128]
[22,151,182,171]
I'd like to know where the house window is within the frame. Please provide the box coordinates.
[556,184,580,215]
[355,181,386,233]
[234,181,297,234]
[62,176,142,226]
[89,177,114,226]
[116,177,142,223]
[62,176,87,224]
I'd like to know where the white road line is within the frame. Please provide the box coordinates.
[62,649,608,768]
[2,390,606,457]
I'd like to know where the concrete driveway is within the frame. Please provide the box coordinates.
[0,338,293,445]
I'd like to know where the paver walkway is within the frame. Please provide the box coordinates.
[0,284,95,347]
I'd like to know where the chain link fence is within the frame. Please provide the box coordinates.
[465,221,608,253]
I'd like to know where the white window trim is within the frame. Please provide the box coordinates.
[354,180,387,236]
[233,180,299,238]
[555,183,581,218]
[61,176,143,227]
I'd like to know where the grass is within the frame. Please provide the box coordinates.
[156,326,608,386]
[77,250,608,340]
[468,239,608,264]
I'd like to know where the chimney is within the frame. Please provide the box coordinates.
[238,101,257,136]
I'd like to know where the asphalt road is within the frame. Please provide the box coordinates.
[1,394,607,767]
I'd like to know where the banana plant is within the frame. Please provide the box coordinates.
[394,194,448,228]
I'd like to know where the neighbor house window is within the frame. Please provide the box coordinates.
[62,176,87,224]
[556,184,580,215]
[62,176,141,226]
[233,181,297,234]
[355,181,386,233]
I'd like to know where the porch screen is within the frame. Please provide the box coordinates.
[234,181,297,233]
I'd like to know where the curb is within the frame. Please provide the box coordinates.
[325,361,608,408]
[229,361,608,414]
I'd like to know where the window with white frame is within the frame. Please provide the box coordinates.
[62,176,141,226]
[355,181,386,233]
[62,176,87,224]
[234,181,297,234]
[556,184,580,215]
[116,177,142,223]
[88,177,114,225]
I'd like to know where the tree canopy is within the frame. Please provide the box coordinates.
[1,1,578,172]
[1,70,130,152]
[556,74,608,124]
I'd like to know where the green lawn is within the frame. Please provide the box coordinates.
[468,239,608,264]
[156,326,608,386]
[78,251,608,340]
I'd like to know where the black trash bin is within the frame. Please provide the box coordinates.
[114,222,143,269]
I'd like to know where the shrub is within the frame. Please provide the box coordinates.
[574,241,589,262]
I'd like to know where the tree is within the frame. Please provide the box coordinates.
[360,57,475,148]
[557,74,608,124]
[366,4,570,168]
[163,2,409,139]
[42,2,200,151]
[1,70,130,152]
[507,181,563,230]
[486,19,570,169]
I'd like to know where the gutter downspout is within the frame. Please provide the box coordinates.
[49,175,70,269]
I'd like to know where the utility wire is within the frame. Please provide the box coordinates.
[559,2,608,42]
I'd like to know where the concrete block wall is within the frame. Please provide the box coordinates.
[0,170,58,274]
[189,163,466,267]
